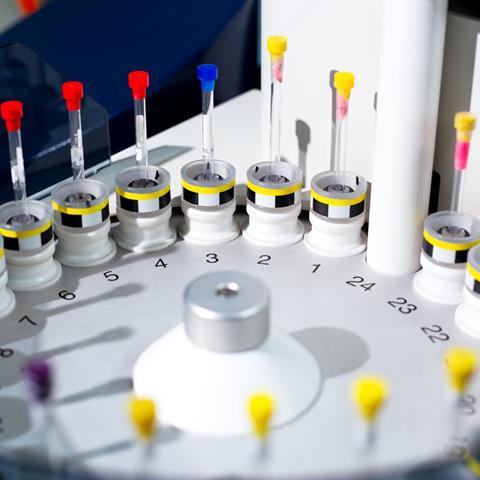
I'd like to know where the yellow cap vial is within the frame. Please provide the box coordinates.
[352,376,388,423]
[248,392,275,439]
[129,397,157,441]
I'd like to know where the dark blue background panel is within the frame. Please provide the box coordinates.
[0,0,259,154]
[0,43,110,203]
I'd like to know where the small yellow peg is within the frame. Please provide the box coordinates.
[352,376,388,424]
[129,397,157,441]
[444,347,477,394]
[248,393,274,439]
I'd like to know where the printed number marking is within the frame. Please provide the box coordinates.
[458,394,476,416]
[103,271,119,282]
[445,436,468,458]
[58,290,76,301]
[346,276,376,291]
[206,253,219,264]
[257,255,271,266]
[421,325,450,343]
[312,264,321,274]
[18,315,37,326]
[155,258,167,268]
[0,349,13,358]
[387,297,417,314]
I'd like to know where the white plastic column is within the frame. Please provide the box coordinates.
[367,0,448,275]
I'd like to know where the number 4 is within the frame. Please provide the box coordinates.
[155,258,167,268]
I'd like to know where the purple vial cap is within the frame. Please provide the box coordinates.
[24,359,52,402]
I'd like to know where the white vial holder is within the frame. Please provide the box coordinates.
[304,171,367,257]
[456,245,480,338]
[52,179,116,267]
[113,165,175,252]
[243,161,303,247]
[178,159,239,245]
[133,271,320,436]
[414,212,480,305]
[0,200,61,292]
[0,237,15,316]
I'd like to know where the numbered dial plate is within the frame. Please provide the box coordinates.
[0,213,478,479]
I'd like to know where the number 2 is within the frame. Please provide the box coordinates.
[257,255,271,266]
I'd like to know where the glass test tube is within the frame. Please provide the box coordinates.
[68,108,85,188]
[62,81,86,199]
[128,71,150,183]
[451,112,476,213]
[8,127,29,223]
[0,100,30,224]
[333,72,355,193]
[446,112,477,236]
[134,96,148,178]
[197,64,218,181]
[267,36,287,168]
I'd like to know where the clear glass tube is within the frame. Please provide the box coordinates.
[450,168,464,213]
[333,92,350,192]
[269,55,283,164]
[8,129,29,223]
[134,98,149,179]
[68,109,85,193]
[201,89,214,179]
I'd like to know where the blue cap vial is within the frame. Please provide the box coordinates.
[197,64,218,92]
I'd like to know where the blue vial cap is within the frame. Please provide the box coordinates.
[197,64,218,92]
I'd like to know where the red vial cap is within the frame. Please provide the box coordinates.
[128,71,149,100]
[62,81,84,111]
[0,100,23,132]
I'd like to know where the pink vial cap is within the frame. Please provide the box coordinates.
[62,81,84,111]
[0,100,23,132]
[128,71,149,100]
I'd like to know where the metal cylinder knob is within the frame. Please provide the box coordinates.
[184,271,270,352]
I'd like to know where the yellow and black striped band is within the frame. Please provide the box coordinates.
[0,220,53,251]
[247,181,302,197]
[423,229,479,252]
[181,179,235,195]
[52,198,109,216]
[116,185,171,213]
[311,190,366,206]
[53,199,110,228]
[182,179,235,207]
[0,219,52,239]
[116,185,170,201]
[423,229,480,264]
[466,262,480,295]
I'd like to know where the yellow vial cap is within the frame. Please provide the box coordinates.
[334,72,355,100]
[129,397,157,440]
[267,36,287,58]
[454,112,477,132]
[352,376,387,423]
[248,393,274,439]
[444,347,477,393]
